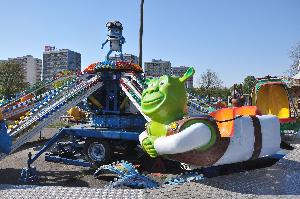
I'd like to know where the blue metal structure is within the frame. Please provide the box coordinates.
[0,120,11,154]
[16,63,146,182]
[20,69,146,181]
[94,161,158,188]
[93,160,206,188]
[91,115,146,129]
[101,71,122,113]
[20,123,143,180]
[164,172,205,185]
[63,127,140,141]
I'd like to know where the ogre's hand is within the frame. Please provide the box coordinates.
[142,137,157,158]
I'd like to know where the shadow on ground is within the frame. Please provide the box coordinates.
[199,158,300,195]
[0,168,90,187]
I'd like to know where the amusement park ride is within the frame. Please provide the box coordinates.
[0,21,299,186]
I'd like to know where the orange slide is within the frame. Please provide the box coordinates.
[210,106,259,137]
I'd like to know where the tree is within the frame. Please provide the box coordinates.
[214,87,231,100]
[198,69,223,102]
[0,61,26,98]
[288,41,300,76]
[138,0,144,67]
[242,76,257,94]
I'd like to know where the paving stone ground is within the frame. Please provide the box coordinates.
[0,128,299,198]
[0,185,145,199]
[148,143,300,199]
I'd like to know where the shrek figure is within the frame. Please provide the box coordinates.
[139,67,281,167]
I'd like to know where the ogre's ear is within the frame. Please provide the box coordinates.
[145,78,151,85]
[179,67,195,83]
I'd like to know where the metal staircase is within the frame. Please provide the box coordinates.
[1,74,91,120]
[0,75,103,161]
[120,77,150,121]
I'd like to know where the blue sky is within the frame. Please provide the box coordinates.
[0,0,299,87]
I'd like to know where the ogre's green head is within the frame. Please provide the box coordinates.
[141,67,195,124]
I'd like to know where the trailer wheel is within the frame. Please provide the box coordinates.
[84,139,111,166]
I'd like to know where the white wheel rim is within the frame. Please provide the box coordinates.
[88,143,106,162]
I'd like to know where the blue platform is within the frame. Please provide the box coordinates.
[63,125,141,141]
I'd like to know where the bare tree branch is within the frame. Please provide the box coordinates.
[197,69,223,102]
[288,41,300,76]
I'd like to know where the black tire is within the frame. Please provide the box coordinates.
[83,138,111,166]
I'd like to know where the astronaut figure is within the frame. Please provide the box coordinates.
[101,21,126,60]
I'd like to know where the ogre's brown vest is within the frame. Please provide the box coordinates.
[165,116,230,167]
